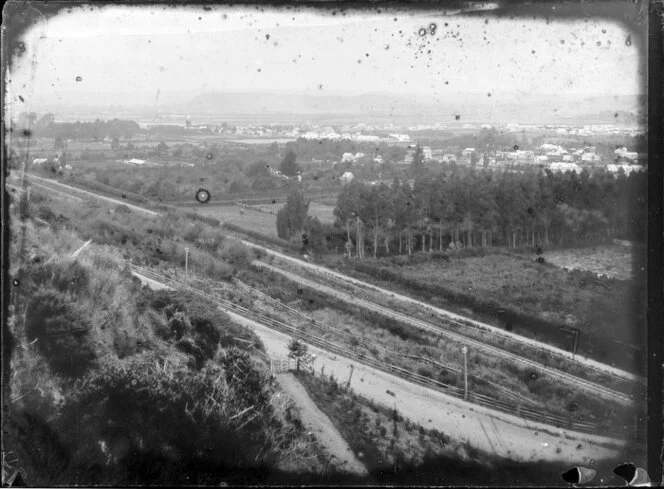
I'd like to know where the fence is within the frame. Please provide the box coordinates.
[129,264,646,442]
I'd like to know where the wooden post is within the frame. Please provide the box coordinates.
[184,247,189,286]
[462,346,468,401]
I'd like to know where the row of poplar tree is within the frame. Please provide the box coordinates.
[331,166,646,258]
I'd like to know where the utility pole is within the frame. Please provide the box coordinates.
[462,346,468,401]
[184,247,189,286]
[346,364,354,388]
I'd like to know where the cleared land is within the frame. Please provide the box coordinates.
[250,202,336,225]
[191,204,279,237]
[544,245,637,281]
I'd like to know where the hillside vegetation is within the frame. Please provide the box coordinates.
[5,223,329,485]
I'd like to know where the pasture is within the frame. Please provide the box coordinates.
[190,204,279,237]
[543,245,637,281]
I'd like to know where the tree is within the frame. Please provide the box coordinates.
[276,187,309,240]
[156,141,169,157]
[279,150,301,177]
[111,137,120,151]
[410,144,425,177]
[287,339,308,372]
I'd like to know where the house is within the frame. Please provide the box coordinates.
[549,162,582,173]
[423,147,433,159]
[32,158,48,165]
[462,148,476,157]
[340,171,354,184]
[581,152,601,163]
[341,153,355,163]
[606,164,645,176]
[125,158,147,165]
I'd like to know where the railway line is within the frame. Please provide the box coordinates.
[129,263,642,442]
[238,238,644,385]
[252,259,636,406]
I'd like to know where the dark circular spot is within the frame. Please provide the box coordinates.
[535,246,543,255]
[514,145,519,151]
[560,39,565,44]
[308,299,314,304]
[122,194,126,199]
[418,28,426,36]
[567,402,578,412]
[531,50,536,54]
[297,288,303,295]
[195,188,211,204]
[454,114,460,120]
[302,234,307,239]
[536,257,545,264]
[505,323,513,331]
[12,279,19,287]
[527,207,534,215]
[75,76,82,82]
[272,200,276,204]
[529,372,538,380]
[303,239,309,246]
[556,447,562,454]
[206,153,213,159]
[326,236,331,241]
[579,280,585,287]
[265,34,270,40]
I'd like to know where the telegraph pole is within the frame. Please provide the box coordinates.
[462,346,468,401]
[184,247,189,286]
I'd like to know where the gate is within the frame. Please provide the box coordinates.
[270,358,292,374]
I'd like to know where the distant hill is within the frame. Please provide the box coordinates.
[26,90,645,126]
[180,91,645,125]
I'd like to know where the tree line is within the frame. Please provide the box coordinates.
[332,166,646,258]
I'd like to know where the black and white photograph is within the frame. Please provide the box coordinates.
[2,1,659,486]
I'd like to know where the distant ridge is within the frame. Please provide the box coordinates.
[25,90,645,126]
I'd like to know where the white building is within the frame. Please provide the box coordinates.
[549,162,582,173]
[32,158,48,165]
[606,164,645,176]
[340,171,354,184]
[125,158,147,165]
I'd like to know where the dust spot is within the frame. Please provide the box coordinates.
[75,76,82,82]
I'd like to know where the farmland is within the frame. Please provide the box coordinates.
[249,201,337,225]
[543,245,638,281]
[190,204,279,237]
[333,249,645,370]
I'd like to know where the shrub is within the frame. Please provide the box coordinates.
[25,288,97,377]
[417,365,434,379]
[114,204,131,214]
[220,242,251,268]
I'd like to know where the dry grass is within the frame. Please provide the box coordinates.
[191,205,278,237]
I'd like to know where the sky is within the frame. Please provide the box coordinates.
[7,4,644,110]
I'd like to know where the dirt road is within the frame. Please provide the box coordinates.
[254,260,633,405]
[226,311,625,466]
[274,373,368,477]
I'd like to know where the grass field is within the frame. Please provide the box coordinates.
[338,248,645,371]
[251,201,336,225]
[191,204,279,237]
[543,245,637,281]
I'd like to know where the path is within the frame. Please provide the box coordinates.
[274,373,368,477]
[225,311,626,465]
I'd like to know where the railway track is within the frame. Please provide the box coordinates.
[252,260,636,406]
[128,263,642,441]
[238,238,643,386]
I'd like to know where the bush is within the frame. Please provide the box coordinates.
[114,204,131,214]
[220,242,251,268]
[25,288,97,377]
